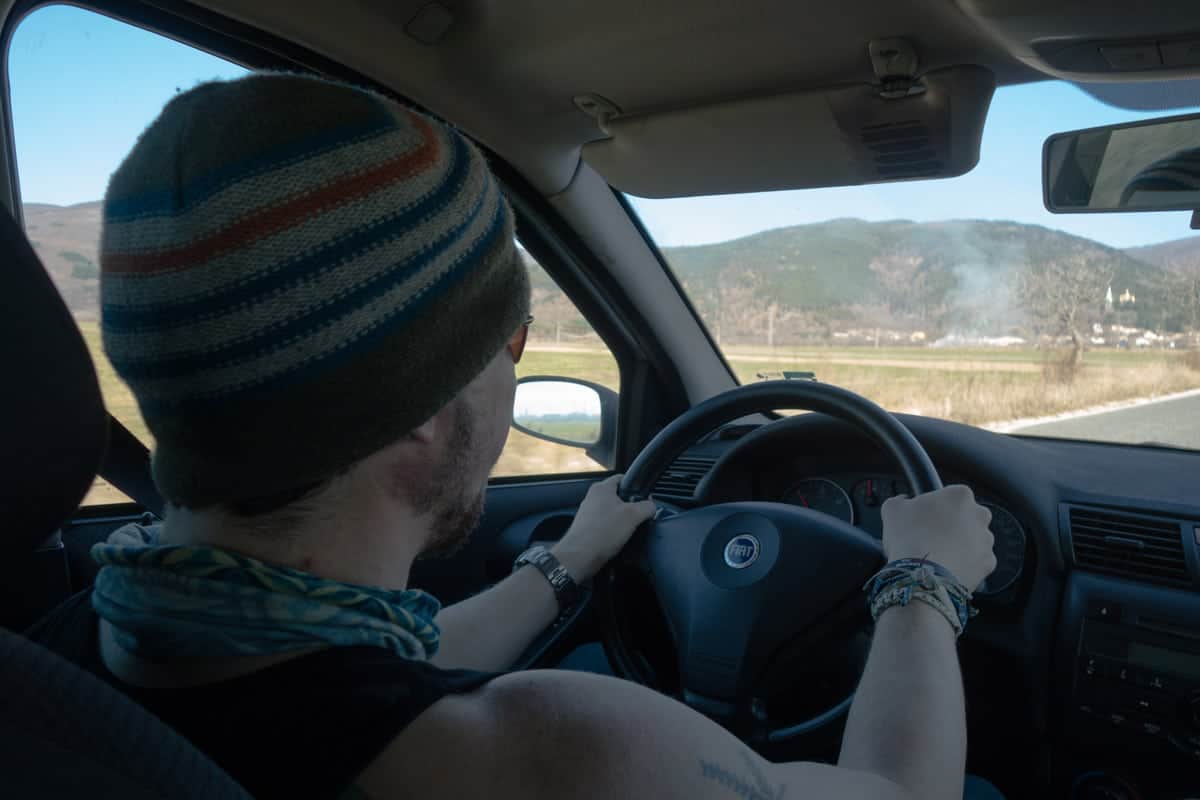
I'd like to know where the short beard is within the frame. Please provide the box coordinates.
[413,401,487,559]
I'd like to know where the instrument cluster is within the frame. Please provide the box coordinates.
[779,475,1026,597]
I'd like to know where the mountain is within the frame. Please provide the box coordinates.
[23,202,104,319]
[662,218,1170,341]
[1126,235,1200,272]
[20,202,1182,340]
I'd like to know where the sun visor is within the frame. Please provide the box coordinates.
[582,65,995,198]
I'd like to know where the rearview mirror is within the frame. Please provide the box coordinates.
[512,377,618,468]
[1044,112,1200,214]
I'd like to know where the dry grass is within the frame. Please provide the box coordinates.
[76,320,1200,506]
[1041,349,1081,385]
[76,327,620,504]
[727,346,1200,427]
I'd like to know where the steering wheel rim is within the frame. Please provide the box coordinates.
[597,380,942,745]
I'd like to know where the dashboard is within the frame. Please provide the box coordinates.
[763,471,1027,598]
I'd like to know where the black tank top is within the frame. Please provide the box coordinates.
[27,591,499,799]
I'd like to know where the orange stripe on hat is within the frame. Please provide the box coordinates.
[105,112,441,275]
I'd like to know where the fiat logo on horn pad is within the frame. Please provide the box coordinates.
[723,534,760,569]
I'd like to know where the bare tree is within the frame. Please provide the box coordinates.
[1163,258,1200,335]
[1017,250,1115,369]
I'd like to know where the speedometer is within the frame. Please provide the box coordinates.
[976,504,1027,597]
[780,478,854,525]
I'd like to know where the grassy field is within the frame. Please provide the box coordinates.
[513,420,602,443]
[723,345,1200,426]
[76,320,1200,505]
[78,326,622,504]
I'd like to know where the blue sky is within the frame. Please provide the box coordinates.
[9,4,1200,250]
[8,6,245,207]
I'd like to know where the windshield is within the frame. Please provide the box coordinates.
[630,81,1200,451]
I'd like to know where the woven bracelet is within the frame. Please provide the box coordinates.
[864,559,978,636]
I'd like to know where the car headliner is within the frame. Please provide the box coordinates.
[145,0,1200,198]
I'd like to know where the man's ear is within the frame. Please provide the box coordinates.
[365,400,457,485]
[406,415,438,444]
[365,413,439,473]
[364,420,437,505]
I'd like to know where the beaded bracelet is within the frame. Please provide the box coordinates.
[864,558,978,637]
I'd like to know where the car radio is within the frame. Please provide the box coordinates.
[1076,617,1200,762]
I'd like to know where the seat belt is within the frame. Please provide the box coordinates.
[98,414,165,518]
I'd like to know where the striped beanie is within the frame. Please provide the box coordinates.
[100,73,530,507]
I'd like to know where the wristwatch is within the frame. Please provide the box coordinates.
[513,544,582,612]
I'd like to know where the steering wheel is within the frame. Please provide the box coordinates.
[596,380,942,745]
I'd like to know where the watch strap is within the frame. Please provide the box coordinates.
[514,544,581,612]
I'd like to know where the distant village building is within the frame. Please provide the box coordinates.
[1105,285,1114,312]
[1119,288,1136,305]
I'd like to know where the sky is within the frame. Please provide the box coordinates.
[9,4,1200,251]
[8,6,246,206]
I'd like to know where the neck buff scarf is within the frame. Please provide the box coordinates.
[90,524,441,662]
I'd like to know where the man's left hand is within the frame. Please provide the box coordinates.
[551,474,657,582]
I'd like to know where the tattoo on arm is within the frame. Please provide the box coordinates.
[698,750,787,800]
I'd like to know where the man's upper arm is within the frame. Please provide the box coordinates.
[354,668,910,800]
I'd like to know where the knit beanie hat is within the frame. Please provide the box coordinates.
[99,73,530,507]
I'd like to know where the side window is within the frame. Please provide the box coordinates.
[8,5,247,504]
[8,6,618,500]
[498,252,620,478]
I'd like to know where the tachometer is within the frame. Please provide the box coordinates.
[781,478,854,525]
[976,504,1027,597]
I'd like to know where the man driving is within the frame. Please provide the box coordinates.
[30,72,999,800]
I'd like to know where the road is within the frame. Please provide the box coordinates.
[1012,393,1200,449]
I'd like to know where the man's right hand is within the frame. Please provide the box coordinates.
[880,484,997,591]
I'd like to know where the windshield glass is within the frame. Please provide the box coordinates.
[630,81,1200,450]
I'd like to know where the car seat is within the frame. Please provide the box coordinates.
[0,205,252,799]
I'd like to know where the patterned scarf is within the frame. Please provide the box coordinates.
[91,524,441,662]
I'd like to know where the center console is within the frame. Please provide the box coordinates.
[1077,616,1200,758]
[1058,573,1200,799]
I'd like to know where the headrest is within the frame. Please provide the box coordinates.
[0,207,107,554]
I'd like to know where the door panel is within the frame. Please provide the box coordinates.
[409,477,599,604]
[410,476,612,670]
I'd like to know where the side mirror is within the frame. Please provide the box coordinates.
[512,376,619,468]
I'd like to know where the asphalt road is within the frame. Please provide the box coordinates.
[1012,393,1200,450]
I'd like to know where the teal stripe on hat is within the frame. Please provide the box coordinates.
[134,194,511,414]
[101,130,470,334]
[105,107,396,222]
[116,161,496,382]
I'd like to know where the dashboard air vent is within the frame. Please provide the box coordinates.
[652,455,718,502]
[1068,507,1191,589]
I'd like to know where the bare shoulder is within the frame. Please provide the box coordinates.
[352,668,907,800]
[352,669,651,800]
